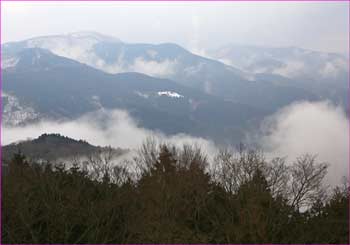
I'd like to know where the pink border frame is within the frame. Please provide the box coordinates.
[0,1,349,244]
[0,0,349,1]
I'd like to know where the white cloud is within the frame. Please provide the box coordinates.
[272,60,306,78]
[2,109,217,156]
[21,35,179,76]
[253,101,349,187]
[320,58,348,79]
[131,57,178,77]
[3,103,348,188]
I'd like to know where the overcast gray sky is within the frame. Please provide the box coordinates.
[1,1,349,54]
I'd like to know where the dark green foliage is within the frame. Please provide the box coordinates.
[2,144,349,244]
[2,133,127,162]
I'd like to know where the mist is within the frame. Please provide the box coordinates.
[2,2,349,54]
[3,101,349,187]
[253,100,349,187]
[2,109,218,157]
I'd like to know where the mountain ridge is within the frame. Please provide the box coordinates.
[2,133,128,162]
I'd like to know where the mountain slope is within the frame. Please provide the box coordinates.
[2,32,320,111]
[209,44,349,107]
[2,48,267,143]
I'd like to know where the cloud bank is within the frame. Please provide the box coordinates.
[3,101,348,187]
[2,109,217,156]
[254,101,349,187]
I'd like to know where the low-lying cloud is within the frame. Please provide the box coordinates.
[3,101,348,187]
[252,100,349,186]
[131,57,178,77]
[2,109,217,156]
[272,60,306,78]
[93,57,178,77]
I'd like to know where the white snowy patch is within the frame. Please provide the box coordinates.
[157,91,184,98]
[2,92,39,126]
[1,56,20,69]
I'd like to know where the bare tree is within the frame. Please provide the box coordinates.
[133,137,159,179]
[265,157,290,198]
[212,147,267,194]
[289,154,328,210]
[87,146,117,181]
[177,144,208,171]
[111,165,131,186]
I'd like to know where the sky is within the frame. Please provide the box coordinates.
[1,1,349,54]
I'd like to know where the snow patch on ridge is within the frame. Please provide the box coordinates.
[1,56,20,69]
[2,92,40,126]
[157,91,184,98]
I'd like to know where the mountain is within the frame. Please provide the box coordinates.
[2,48,267,143]
[2,32,320,111]
[2,133,127,162]
[209,44,349,107]
[1,31,244,78]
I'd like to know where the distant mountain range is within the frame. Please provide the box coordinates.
[2,32,348,144]
[2,48,266,143]
[2,32,323,110]
[209,44,348,107]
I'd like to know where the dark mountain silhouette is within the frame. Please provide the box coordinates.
[2,133,127,162]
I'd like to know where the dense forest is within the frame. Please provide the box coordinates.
[2,140,349,244]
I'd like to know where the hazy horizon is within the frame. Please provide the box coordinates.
[2,1,349,55]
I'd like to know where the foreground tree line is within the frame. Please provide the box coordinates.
[2,140,349,244]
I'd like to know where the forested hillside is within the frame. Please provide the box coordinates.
[2,133,127,162]
[2,140,349,244]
